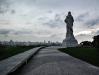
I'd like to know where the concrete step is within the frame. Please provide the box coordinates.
[0,47,42,75]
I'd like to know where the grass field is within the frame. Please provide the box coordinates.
[59,48,99,67]
[0,45,40,61]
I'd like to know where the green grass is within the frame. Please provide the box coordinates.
[0,45,40,61]
[59,48,99,67]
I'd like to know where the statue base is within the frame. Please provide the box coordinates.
[62,34,78,47]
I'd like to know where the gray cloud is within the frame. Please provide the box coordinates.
[10,9,16,14]
[85,17,99,27]
[76,12,89,22]
[93,30,99,36]
[13,31,32,35]
[0,29,32,35]
[0,0,10,14]
[36,30,51,35]
[95,31,99,35]
[76,34,93,43]
[0,29,12,34]
[42,14,64,28]
[24,0,99,11]
[76,12,99,29]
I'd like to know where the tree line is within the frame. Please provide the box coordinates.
[79,35,99,48]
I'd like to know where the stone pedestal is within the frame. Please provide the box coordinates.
[62,34,78,47]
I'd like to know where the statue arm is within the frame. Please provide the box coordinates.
[71,16,74,22]
[64,18,66,23]
[64,16,68,23]
[73,17,74,22]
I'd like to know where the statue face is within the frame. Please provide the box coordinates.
[68,11,71,15]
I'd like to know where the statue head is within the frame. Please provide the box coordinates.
[68,11,71,15]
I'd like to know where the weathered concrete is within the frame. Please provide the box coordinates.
[14,46,99,75]
[0,47,41,75]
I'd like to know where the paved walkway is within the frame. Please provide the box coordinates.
[14,46,99,75]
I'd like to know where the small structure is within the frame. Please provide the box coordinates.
[62,11,78,47]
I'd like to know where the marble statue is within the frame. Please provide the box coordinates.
[62,11,78,47]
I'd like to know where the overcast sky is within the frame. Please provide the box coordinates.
[0,0,99,43]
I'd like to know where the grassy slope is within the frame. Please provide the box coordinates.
[59,48,99,67]
[0,46,38,61]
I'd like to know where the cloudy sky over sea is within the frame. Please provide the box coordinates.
[0,0,99,43]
